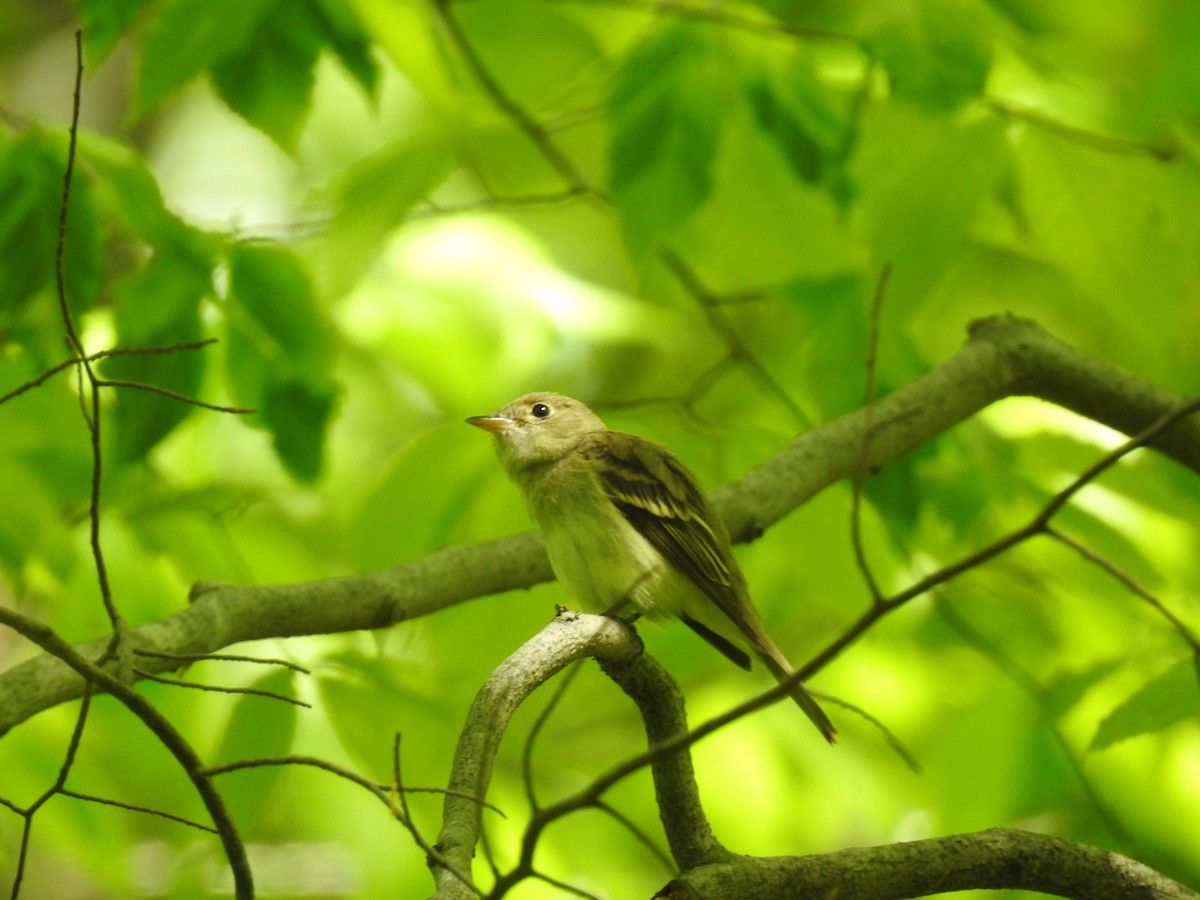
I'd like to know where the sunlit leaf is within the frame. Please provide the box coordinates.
[323,132,456,292]
[1091,659,1200,750]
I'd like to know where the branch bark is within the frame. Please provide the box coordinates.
[427,614,1198,899]
[2,316,1198,735]
[430,611,642,898]
[666,828,1200,899]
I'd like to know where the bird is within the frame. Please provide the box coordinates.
[467,391,836,743]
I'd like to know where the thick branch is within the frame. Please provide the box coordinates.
[430,611,640,898]
[670,828,1199,899]
[3,316,1198,734]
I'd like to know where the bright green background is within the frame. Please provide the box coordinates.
[1,0,1199,897]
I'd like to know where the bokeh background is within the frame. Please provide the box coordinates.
[1,0,1199,896]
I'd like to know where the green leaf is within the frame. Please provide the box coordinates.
[608,25,727,255]
[309,0,378,95]
[1090,659,1200,751]
[323,132,456,292]
[104,248,213,462]
[75,0,145,64]
[211,0,324,150]
[854,110,1006,312]
[1044,661,1121,719]
[860,0,992,109]
[226,244,338,481]
[77,132,193,251]
[259,380,336,483]
[133,0,275,115]
[743,54,846,188]
[781,274,870,419]
[0,133,103,319]
[213,669,300,829]
[455,0,603,113]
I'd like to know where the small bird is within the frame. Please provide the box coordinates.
[467,392,836,743]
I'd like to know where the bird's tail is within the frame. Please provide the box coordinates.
[758,647,837,744]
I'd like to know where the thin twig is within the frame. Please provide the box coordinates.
[851,262,892,605]
[133,669,311,707]
[659,248,810,426]
[1045,527,1200,651]
[391,734,485,898]
[55,29,122,636]
[59,790,218,833]
[801,395,1200,679]
[0,340,222,407]
[0,604,253,898]
[521,660,582,811]
[95,379,253,414]
[135,649,312,674]
[433,1,590,194]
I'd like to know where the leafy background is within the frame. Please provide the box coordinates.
[1,0,1199,896]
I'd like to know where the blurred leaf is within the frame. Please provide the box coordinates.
[1091,659,1200,750]
[77,131,196,252]
[349,423,487,570]
[324,132,455,292]
[744,53,847,188]
[860,0,992,109]
[1044,660,1121,718]
[781,273,869,418]
[0,133,102,319]
[0,456,71,584]
[608,25,727,256]
[133,0,275,115]
[455,0,604,113]
[310,0,378,95]
[75,0,145,64]
[211,0,324,150]
[317,652,446,778]
[855,109,1006,312]
[226,243,338,481]
[213,669,300,829]
[104,248,213,462]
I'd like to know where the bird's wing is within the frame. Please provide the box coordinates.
[578,431,755,669]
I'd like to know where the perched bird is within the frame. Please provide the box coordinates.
[467,392,836,743]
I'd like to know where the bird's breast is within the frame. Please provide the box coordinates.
[530,467,679,618]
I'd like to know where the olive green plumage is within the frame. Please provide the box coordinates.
[468,392,836,743]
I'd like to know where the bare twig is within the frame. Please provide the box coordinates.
[1046,527,1200,651]
[133,668,311,707]
[850,262,892,605]
[58,789,218,834]
[801,394,1200,679]
[0,605,253,898]
[134,648,312,674]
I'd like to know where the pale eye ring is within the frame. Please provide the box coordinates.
[531,402,551,418]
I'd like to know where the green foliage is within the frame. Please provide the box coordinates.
[2,0,1200,897]
[226,243,338,481]
[1091,659,1200,751]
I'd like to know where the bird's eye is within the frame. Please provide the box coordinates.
[531,402,551,418]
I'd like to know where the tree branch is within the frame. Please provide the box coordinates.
[430,610,641,898]
[2,316,1198,734]
[669,828,1200,899]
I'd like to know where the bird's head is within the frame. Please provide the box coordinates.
[467,392,605,473]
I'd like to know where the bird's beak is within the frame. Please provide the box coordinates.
[466,414,513,434]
